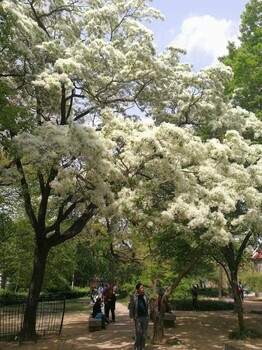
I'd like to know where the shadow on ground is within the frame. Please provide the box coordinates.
[1,299,262,350]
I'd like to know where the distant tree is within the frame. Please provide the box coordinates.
[0,219,34,292]
[220,0,262,119]
[72,223,112,287]
[0,213,77,292]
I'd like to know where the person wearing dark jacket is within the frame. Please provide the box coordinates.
[129,282,150,350]
[102,283,111,322]
[191,285,198,312]
[109,287,117,322]
[92,297,107,329]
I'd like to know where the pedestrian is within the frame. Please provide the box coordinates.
[91,288,98,303]
[128,294,132,318]
[102,283,111,322]
[129,282,150,350]
[191,285,198,312]
[92,297,108,329]
[98,283,104,298]
[237,281,244,301]
[109,286,116,322]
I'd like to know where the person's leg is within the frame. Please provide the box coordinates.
[104,302,110,320]
[111,307,115,321]
[101,315,106,329]
[192,298,197,311]
[194,300,197,310]
[140,316,149,349]
[134,318,143,350]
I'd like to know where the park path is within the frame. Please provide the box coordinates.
[59,302,139,350]
[1,300,262,350]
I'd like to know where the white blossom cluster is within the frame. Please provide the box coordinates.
[0,0,261,251]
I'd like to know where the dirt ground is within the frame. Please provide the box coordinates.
[1,298,262,350]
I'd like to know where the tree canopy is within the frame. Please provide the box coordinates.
[220,0,262,119]
[0,0,261,341]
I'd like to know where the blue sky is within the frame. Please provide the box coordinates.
[146,0,250,71]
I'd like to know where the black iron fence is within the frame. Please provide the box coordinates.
[0,297,65,341]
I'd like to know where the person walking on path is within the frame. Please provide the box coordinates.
[191,285,198,312]
[129,282,150,350]
[102,283,111,322]
[109,286,117,322]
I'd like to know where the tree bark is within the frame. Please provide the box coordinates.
[230,272,245,335]
[0,272,7,289]
[217,250,245,336]
[218,265,223,300]
[20,242,49,341]
[151,297,164,344]
[152,255,201,344]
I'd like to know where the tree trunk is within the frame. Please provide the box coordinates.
[218,265,223,300]
[221,246,247,336]
[235,293,245,335]
[152,255,201,344]
[219,235,253,338]
[230,275,245,335]
[151,278,158,294]
[20,243,49,341]
[152,297,165,344]
[0,272,7,289]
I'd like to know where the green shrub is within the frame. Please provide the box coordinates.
[170,298,234,311]
[41,286,87,300]
[172,280,191,299]
[198,287,229,297]
[117,289,129,299]
[0,286,88,305]
[0,289,27,305]
[173,286,229,300]
[241,273,262,295]
[118,283,136,299]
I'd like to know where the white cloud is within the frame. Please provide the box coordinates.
[172,15,240,66]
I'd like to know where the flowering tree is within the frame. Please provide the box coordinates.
[102,99,262,340]
[0,0,164,340]
[1,0,262,343]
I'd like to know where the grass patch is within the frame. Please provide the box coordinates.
[65,299,92,313]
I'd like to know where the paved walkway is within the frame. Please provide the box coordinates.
[1,300,262,350]
[60,302,138,350]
